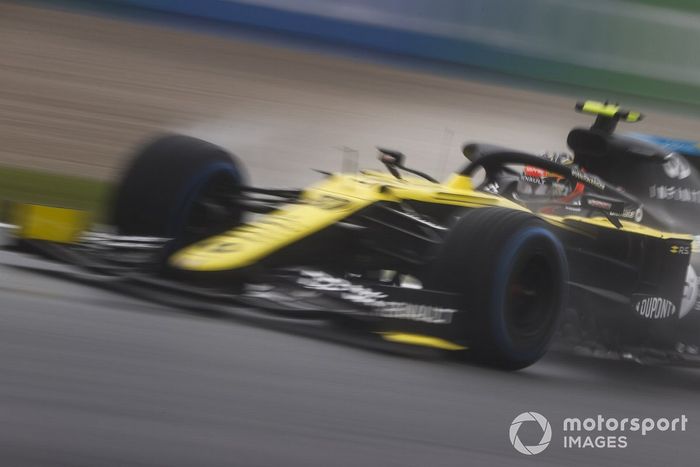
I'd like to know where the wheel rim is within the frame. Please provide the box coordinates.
[505,252,557,346]
[182,171,241,239]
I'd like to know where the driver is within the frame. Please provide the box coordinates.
[515,152,585,212]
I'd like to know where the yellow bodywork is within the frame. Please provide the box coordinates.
[169,172,526,272]
[169,170,693,272]
[378,332,467,351]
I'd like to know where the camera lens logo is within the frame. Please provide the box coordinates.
[509,412,552,455]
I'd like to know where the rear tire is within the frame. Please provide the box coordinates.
[111,134,245,242]
[431,207,568,370]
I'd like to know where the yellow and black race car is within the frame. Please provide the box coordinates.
[8,104,695,370]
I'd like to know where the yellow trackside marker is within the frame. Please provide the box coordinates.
[378,332,467,351]
[14,204,88,244]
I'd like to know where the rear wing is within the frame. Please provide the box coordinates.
[575,100,643,134]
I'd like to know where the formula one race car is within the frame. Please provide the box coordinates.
[484,101,700,363]
[5,103,695,370]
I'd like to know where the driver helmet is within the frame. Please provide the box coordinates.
[542,151,575,166]
[516,151,578,197]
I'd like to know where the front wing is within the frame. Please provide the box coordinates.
[5,228,469,353]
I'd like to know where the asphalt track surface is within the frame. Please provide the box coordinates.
[2,3,700,467]
[2,239,700,467]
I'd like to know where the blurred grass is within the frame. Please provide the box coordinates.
[0,166,110,223]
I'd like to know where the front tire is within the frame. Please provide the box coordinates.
[431,207,568,370]
[111,134,246,243]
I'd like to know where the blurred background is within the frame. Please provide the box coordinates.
[3,0,700,218]
[2,1,700,466]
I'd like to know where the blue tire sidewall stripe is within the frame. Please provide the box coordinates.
[491,226,567,362]
[167,162,241,237]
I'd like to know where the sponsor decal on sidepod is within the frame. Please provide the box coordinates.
[297,270,458,324]
[633,296,677,320]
